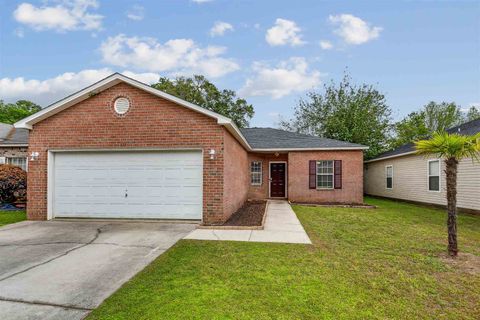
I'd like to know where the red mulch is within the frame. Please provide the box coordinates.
[223,200,267,226]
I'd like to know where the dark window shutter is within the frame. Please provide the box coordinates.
[334,160,342,189]
[309,160,316,189]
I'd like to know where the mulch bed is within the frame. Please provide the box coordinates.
[222,200,267,227]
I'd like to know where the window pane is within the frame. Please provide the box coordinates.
[429,176,439,191]
[317,160,333,174]
[386,166,393,177]
[387,177,393,189]
[317,174,333,188]
[6,157,27,171]
[429,160,439,176]
[250,161,262,185]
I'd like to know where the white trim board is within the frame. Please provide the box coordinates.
[364,151,416,163]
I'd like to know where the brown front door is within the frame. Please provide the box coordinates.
[270,163,286,198]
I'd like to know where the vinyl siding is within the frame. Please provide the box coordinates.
[364,154,480,211]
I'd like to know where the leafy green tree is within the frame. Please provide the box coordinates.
[466,106,480,121]
[391,102,464,149]
[390,111,430,148]
[0,100,41,124]
[415,132,480,257]
[152,75,254,128]
[279,73,392,159]
[423,101,463,132]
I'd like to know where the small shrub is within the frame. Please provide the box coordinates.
[0,164,27,204]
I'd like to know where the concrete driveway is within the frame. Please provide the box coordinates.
[0,220,196,320]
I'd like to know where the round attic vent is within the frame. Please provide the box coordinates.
[114,97,130,115]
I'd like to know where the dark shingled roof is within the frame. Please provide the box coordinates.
[240,127,366,150]
[368,118,480,162]
[0,123,29,146]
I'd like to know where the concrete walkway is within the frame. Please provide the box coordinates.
[184,200,311,244]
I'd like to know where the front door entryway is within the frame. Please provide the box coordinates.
[270,162,286,198]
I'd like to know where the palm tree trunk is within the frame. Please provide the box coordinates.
[445,157,458,257]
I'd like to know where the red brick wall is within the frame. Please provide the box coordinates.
[27,82,227,224]
[247,153,288,199]
[222,130,249,221]
[288,150,364,204]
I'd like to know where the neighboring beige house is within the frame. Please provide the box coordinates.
[0,122,29,171]
[364,119,480,213]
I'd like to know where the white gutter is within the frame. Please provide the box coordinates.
[0,144,28,147]
[364,151,416,163]
[252,146,368,152]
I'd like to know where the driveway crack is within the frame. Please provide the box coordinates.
[0,225,106,282]
[0,296,93,311]
[0,242,85,247]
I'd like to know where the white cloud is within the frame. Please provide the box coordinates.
[265,18,305,47]
[469,102,480,108]
[191,0,213,3]
[100,34,239,78]
[0,69,160,106]
[126,5,144,21]
[328,14,382,45]
[210,21,234,37]
[319,40,333,50]
[13,0,103,32]
[239,57,321,99]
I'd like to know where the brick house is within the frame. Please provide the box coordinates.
[0,122,29,171]
[14,73,367,225]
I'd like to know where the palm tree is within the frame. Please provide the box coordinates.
[415,132,480,257]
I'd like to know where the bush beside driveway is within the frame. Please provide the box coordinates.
[87,197,479,320]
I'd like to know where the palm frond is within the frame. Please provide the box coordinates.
[415,132,480,161]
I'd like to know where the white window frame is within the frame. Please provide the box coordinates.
[316,160,334,190]
[6,157,28,171]
[385,165,393,189]
[250,161,262,186]
[427,159,441,192]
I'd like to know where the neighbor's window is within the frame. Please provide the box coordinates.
[250,161,262,185]
[428,160,440,191]
[6,157,27,171]
[317,160,334,189]
[386,165,393,189]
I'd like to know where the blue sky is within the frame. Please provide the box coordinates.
[0,0,479,127]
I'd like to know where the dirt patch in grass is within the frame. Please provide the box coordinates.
[223,200,266,227]
[440,252,480,275]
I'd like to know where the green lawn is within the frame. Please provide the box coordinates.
[0,210,26,227]
[88,197,480,320]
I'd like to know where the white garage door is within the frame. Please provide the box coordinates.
[52,150,203,220]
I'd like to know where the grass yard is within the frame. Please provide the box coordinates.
[88,197,480,320]
[0,210,26,227]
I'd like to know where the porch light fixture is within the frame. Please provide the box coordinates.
[30,152,40,161]
[209,149,216,160]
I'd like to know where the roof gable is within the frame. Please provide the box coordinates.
[13,73,251,150]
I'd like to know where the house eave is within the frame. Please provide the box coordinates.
[0,144,28,147]
[364,151,416,163]
[251,146,369,152]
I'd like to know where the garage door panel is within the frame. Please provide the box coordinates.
[53,151,203,220]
